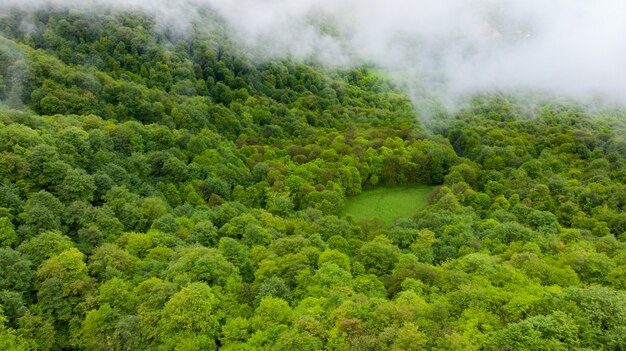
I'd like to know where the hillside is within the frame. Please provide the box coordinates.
[0,8,625,351]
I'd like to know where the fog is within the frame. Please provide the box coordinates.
[3,0,626,109]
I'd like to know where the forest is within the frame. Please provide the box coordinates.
[0,7,625,351]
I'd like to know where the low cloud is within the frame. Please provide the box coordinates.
[3,0,626,109]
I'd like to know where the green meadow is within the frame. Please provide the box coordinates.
[344,185,436,224]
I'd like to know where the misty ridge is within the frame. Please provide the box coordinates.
[1,2,626,350]
[3,0,626,112]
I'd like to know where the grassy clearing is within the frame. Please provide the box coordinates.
[344,185,436,225]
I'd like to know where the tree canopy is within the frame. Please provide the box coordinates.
[0,7,625,351]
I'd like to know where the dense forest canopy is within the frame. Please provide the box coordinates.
[0,6,625,351]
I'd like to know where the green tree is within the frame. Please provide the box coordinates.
[491,312,580,351]
[17,231,74,266]
[0,248,32,293]
[0,217,18,247]
[156,282,220,351]
[359,236,401,275]
[18,191,65,238]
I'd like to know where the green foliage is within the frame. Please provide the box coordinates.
[0,248,32,293]
[0,306,35,351]
[0,7,624,351]
[156,282,220,350]
[17,230,74,265]
[0,217,18,247]
[359,236,401,275]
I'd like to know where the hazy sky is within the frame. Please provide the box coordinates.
[3,0,626,106]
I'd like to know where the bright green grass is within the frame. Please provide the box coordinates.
[344,185,436,225]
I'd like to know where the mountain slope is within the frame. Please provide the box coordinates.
[0,7,625,351]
